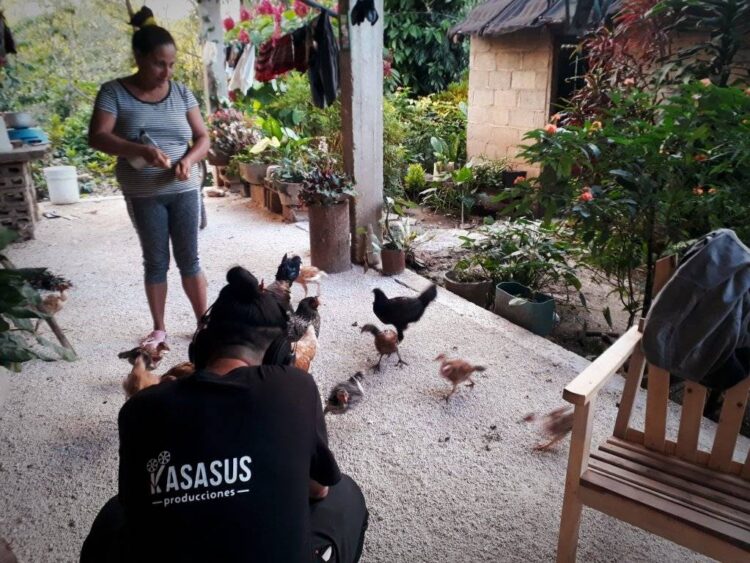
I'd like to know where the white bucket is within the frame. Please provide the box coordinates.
[43,166,79,204]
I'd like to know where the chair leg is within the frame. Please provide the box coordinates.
[556,488,583,562]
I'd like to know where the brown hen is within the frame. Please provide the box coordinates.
[360,324,406,371]
[435,353,486,401]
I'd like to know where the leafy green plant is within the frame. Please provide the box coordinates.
[459,219,583,298]
[300,164,356,207]
[404,163,427,196]
[0,228,76,371]
[382,196,418,251]
[469,159,509,191]
[383,0,471,95]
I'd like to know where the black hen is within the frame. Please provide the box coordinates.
[372,284,437,341]
[324,372,365,415]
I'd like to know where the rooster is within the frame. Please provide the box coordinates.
[324,372,365,415]
[524,406,574,451]
[372,284,437,341]
[360,323,406,371]
[263,253,302,312]
[434,353,486,401]
[295,265,327,297]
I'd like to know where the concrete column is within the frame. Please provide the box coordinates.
[198,0,228,113]
[339,0,384,263]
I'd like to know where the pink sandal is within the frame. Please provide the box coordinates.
[140,330,169,357]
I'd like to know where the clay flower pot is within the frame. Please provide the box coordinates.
[380,247,405,276]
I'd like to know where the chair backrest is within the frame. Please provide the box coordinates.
[612,256,750,480]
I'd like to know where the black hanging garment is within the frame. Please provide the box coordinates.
[308,14,339,109]
[351,0,379,26]
[0,11,17,64]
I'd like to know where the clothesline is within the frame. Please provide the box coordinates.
[297,0,339,19]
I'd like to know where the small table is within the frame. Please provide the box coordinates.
[0,144,50,240]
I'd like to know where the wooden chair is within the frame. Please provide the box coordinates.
[557,256,750,562]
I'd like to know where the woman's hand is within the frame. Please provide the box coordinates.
[141,145,171,169]
[175,158,192,181]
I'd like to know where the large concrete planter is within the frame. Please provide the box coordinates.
[444,270,493,308]
[494,281,556,336]
[308,201,351,274]
[239,162,269,184]
[207,148,230,166]
[380,248,405,276]
[273,178,303,207]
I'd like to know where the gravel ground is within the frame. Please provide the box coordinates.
[0,194,729,562]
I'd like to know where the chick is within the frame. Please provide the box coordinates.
[295,265,328,297]
[34,290,68,332]
[324,372,365,415]
[524,406,574,451]
[122,349,160,398]
[360,323,406,371]
[434,354,486,401]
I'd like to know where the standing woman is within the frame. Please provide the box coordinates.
[89,7,208,352]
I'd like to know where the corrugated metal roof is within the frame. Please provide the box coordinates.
[451,0,620,38]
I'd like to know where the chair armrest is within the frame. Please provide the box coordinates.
[563,325,642,405]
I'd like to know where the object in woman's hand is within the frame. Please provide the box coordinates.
[128,130,170,170]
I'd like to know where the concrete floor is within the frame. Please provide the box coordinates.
[0,194,724,562]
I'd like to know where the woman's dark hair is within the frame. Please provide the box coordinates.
[129,6,176,56]
[189,266,291,369]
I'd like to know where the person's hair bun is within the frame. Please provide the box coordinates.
[225,266,261,303]
[130,6,155,29]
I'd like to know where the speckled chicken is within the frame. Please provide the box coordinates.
[360,323,406,371]
[324,372,365,415]
[288,297,321,342]
[435,354,486,401]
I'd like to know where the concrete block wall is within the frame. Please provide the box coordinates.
[466,29,554,172]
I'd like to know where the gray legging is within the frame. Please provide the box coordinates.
[126,189,202,284]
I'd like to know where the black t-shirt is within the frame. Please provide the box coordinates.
[117,365,341,562]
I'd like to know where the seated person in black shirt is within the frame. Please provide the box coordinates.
[81,266,369,563]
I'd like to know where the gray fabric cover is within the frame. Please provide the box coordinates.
[642,229,750,390]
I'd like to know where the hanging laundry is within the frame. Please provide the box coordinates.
[308,14,339,109]
[229,44,256,95]
[254,26,309,83]
[0,11,17,66]
[351,0,379,26]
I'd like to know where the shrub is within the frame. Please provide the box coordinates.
[404,164,427,196]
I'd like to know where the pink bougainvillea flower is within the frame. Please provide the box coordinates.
[238,29,251,44]
[240,6,252,21]
[700,78,712,87]
[623,78,635,87]
[258,0,275,16]
[294,0,310,17]
[579,191,593,202]
[383,59,392,78]
[223,16,236,31]
[228,90,238,102]
[543,124,558,135]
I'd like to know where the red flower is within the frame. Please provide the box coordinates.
[238,29,251,44]
[579,190,593,202]
[513,176,526,185]
[693,153,707,162]
[383,59,392,78]
[258,0,275,16]
[240,6,252,21]
[294,0,310,17]
[223,17,235,31]
[543,124,558,135]
[228,90,238,102]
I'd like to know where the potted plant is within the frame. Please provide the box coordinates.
[207,109,257,166]
[380,196,417,276]
[300,161,356,273]
[443,258,494,309]
[236,136,281,184]
[460,219,582,336]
